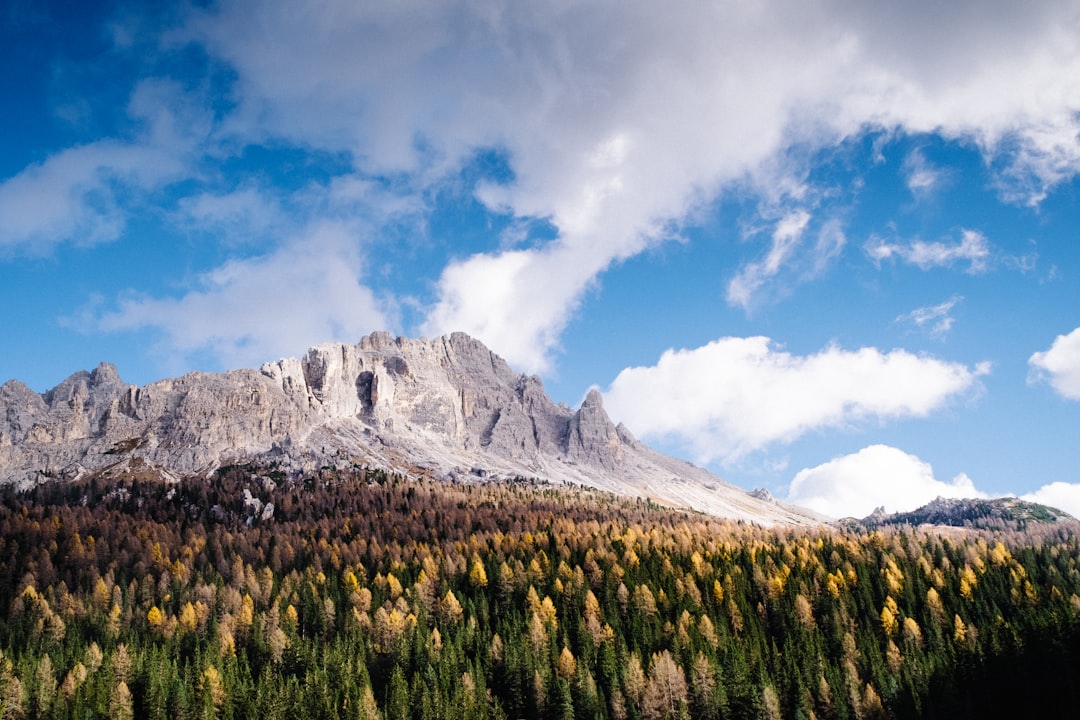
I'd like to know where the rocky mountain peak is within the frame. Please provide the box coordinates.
[0,332,821,525]
[90,362,122,386]
[566,388,622,470]
[581,387,604,409]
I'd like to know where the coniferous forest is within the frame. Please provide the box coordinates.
[1,467,1080,719]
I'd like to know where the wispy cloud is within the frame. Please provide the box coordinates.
[175,187,290,246]
[727,210,809,309]
[94,222,393,371]
[902,148,947,200]
[897,296,963,338]
[0,140,186,256]
[727,212,847,311]
[1029,326,1080,400]
[603,336,989,464]
[0,79,202,257]
[866,229,991,273]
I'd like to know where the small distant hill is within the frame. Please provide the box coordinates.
[844,496,1075,531]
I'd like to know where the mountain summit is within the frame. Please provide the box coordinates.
[0,332,818,524]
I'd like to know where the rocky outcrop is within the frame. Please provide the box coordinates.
[0,332,820,525]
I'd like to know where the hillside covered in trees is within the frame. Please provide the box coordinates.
[1,467,1079,719]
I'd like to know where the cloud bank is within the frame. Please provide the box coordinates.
[4,0,1079,376]
[786,444,985,519]
[177,0,1080,371]
[602,336,988,463]
[787,444,1080,521]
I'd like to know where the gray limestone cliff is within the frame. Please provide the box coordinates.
[0,332,819,525]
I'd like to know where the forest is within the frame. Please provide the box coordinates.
[0,465,1079,719]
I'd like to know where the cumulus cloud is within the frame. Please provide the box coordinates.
[177,0,1080,372]
[602,336,989,463]
[1022,482,1080,519]
[897,296,963,338]
[1029,327,1080,399]
[786,444,986,519]
[95,222,392,371]
[866,229,991,273]
[423,247,573,374]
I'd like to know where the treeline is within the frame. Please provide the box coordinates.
[0,467,1079,719]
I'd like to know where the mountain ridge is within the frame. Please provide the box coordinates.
[0,331,821,525]
[844,495,1074,531]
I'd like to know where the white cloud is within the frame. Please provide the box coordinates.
[897,296,963,338]
[1022,482,1080,519]
[787,444,986,519]
[422,247,576,374]
[1029,327,1080,399]
[0,79,200,256]
[95,222,392,371]
[727,213,847,310]
[6,1,1076,371]
[603,336,988,463]
[176,187,288,245]
[178,0,1080,372]
[0,140,184,256]
[866,229,991,273]
[727,210,811,310]
[902,148,947,199]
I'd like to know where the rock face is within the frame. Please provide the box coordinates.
[0,332,819,525]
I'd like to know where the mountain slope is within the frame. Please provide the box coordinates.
[0,332,820,525]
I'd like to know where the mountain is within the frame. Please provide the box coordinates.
[845,496,1075,531]
[0,331,819,525]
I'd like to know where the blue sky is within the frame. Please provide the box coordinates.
[2,0,1080,518]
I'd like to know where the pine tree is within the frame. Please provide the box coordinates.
[109,681,134,720]
[384,667,410,720]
